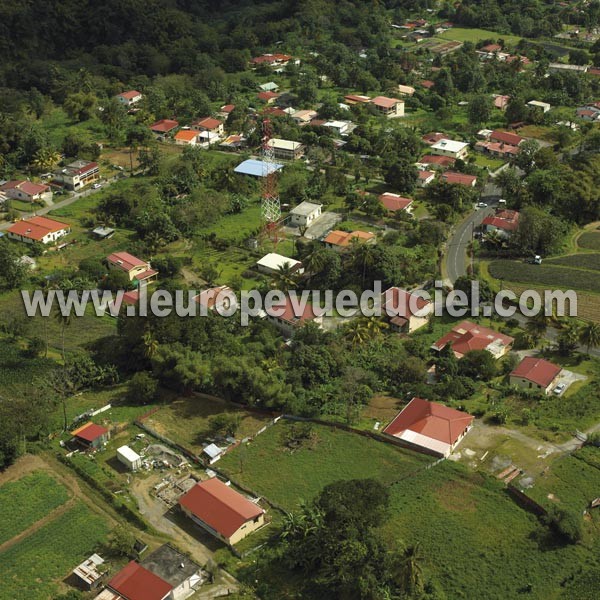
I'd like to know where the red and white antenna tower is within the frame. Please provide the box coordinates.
[261,118,281,244]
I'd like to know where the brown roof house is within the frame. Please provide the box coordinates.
[381,287,432,333]
[509,357,562,394]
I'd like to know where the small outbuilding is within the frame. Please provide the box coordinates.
[71,422,110,449]
[289,201,322,227]
[117,445,142,471]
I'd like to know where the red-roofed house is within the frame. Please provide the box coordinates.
[475,140,520,158]
[219,104,236,116]
[510,357,562,394]
[179,478,265,546]
[107,561,172,600]
[420,80,435,90]
[432,321,514,359]
[480,43,502,53]
[116,90,143,107]
[150,119,179,136]
[7,216,70,244]
[382,287,432,333]
[422,132,446,145]
[383,397,473,457]
[441,172,477,187]
[193,286,233,313]
[106,252,157,285]
[191,117,224,137]
[490,130,523,146]
[417,155,455,169]
[250,53,292,67]
[417,170,435,187]
[371,96,405,117]
[257,91,280,104]
[53,160,100,190]
[379,193,413,214]
[71,422,110,449]
[482,209,520,237]
[0,180,52,203]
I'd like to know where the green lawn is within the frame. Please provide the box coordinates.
[439,27,522,46]
[218,421,431,509]
[0,501,110,600]
[0,472,70,545]
[473,154,506,170]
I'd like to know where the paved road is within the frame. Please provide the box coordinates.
[0,176,121,231]
[445,180,501,284]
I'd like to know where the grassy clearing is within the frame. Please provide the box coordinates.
[439,27,522,46]
[0,334,56,392]
[0,501,110,600]
[578,231,600,251]
[144,394,274,454]
[195,203,262,243]
[218,421,431,509]
[528,451,600,517]
[472,154,506,170]
[384,461,598,600]
[488,260,600,294]
[0,472,70,545]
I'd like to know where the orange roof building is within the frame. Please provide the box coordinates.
[150,119,179,134]
[379,193,413,213]
[107,561,172,600]
[384,397,473,457]
[174,129,199,145]
[7,215,70,244]
[179,478,265,545]
[323,229,376,249]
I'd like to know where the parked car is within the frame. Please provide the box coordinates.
[477,202,487,208]
[92,183,102,189]
[498,198,507,204]
[553,383,566,395]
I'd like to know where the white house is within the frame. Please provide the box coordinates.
[527,100,551,113]
[266,138,304,160]
[117,445,142,471]
[323,120,352,135]
[53,160,100,190]
[289,201,322,227]
[7,216,70,245]
[0,180,53,204]
[370,96,405,117]
[256,253,304,276]
[430,139,469,160]
[203,443,224,464]
[116,90,143,107]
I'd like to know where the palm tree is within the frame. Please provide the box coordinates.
[579,322,600,353]
[32,147,60,173]
[344,316,388,347]
[394,544,425,597]
[525,313,551,342]
[142,330,159,360]
[271,261,300,293]
[54,307,72,364]
[303,247,327,282]
[350,239,377,287]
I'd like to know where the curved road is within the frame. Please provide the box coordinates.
[445,180,501,284]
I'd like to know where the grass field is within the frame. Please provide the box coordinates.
[0,472,69,545]
[0,335,57,393]
[578,231,600,251]
[218,421,431,509]
[0,501,110,600]
[144,394,274,454]
[488,260,600,294]
[384,461,599,600]
[439,27,522,46]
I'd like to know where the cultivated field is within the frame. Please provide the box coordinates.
[578,231,600,251]
[0,501,110,600]
[488,260,600,294]
[546,253,600,271]
[0,472,69,545]
[218,421,431,509]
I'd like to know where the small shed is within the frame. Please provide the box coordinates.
[117,445,142,471]
[92,226,115,240]
[289,201,322,227]
[203,443,224,464]
[71,422,110,449]
[73,553,105,590]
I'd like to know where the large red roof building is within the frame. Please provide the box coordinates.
[384,397,473,457]
[179,478,265,545]
[432,321,514,359]
[510,357,562,394]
